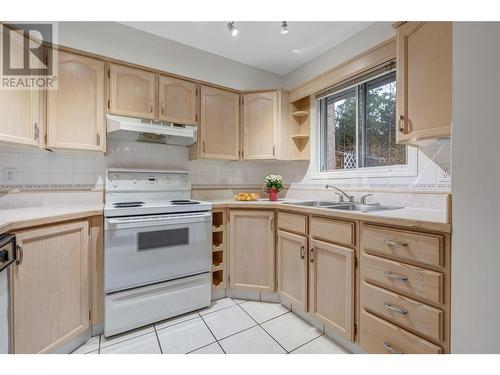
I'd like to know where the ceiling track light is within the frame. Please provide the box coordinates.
[227,21,239,36]
[281,21,289,34]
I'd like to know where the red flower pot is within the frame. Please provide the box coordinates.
[268,189,278,201]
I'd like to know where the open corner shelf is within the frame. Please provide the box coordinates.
[291,110,309,117]
[292,133,310,140]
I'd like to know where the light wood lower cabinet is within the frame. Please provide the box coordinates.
[13,221,90,353]
[228,210,275,292]
[309,239,355,341]
[277,230,307,310]
[47,51,106,151]
[359,310,442,354]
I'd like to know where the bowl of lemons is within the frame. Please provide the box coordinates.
[234,192,261,201]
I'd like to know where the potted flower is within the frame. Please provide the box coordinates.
[265,175,283,201]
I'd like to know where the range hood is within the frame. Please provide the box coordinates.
[106,114,197,146]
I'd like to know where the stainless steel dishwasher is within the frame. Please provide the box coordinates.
[0,234,15,354]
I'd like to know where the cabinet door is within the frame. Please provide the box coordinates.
[277,230,307,310]
[200,86,239,160]
[396,22,452,144]
[243,91,278,159]
[13,221,90,353]
[109,63,157,119]
[309,239,354,341]
[158,76,198,125]
[229,210,275,292]
[47,51,105,151]
[0,28,44,148]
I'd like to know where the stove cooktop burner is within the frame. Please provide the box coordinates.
[113,201,145,208]
[170,200,200,205]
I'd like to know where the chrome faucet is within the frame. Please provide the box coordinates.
[325,185,355,203]
[360,193,373,205]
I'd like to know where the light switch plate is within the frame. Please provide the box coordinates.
[439,165,451,183]
[3,167,17,184]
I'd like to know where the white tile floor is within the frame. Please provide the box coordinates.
[72,298,348,354]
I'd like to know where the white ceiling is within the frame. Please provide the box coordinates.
[121,22,374,76]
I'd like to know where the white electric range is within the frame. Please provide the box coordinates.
[104,168,212,337]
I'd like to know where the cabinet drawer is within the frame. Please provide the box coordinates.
[361,281,443,341]
[361,253,443,304]
[310,216,354,247]
[360,310,442,354]
[278,212,307,235]
[362,225,443,267]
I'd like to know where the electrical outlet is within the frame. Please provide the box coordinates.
[439,165,451,183]
[3,167,17,184]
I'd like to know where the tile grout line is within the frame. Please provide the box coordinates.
[235,302,289,354]
[288,333,325,354]
[99,327,156,351]
[197,310,225,354]
[152,323,164,354]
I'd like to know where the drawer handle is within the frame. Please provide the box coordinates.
[384,302,408,315]
[384,239,408,248]
[383,341,403,354]
[16,244,23,265]
[384,271,408,281]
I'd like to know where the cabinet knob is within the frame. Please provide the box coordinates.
[300,245,305,259]
[309,248,314,263]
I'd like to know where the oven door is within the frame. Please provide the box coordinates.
[104,211,211,293]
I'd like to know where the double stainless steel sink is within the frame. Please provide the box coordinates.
[282,200,402,212]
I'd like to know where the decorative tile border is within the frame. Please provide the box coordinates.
[0,184,101,192]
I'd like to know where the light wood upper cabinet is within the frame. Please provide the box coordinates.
[0,27,44,148]
[242,91,293,160]
[309,239,355,341]
[158,76,198,125]
[198,86,240,160]
[243,91,278,159]
[47,51,105,151]
[278,230,308,311]
[108,63,157,120]
[229,210,275,292]
[13,221,90,354]
[396,22,452,145]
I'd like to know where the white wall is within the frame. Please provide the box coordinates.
[451,22,500,353]
[58,22,283,91]
[284,22,395,90]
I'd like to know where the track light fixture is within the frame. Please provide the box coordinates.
[227,21,239,36]
[281,21,289,34]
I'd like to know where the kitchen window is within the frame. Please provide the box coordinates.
[316,70,415,178]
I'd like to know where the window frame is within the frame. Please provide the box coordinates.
[312,70,418,180]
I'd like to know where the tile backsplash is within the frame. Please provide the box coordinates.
[0,138,450,193]
[0,139,308,191]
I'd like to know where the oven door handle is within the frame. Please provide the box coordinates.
[107,212,211,225]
